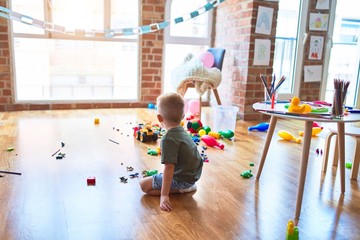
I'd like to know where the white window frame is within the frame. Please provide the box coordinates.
[163,0,213,98]
[277,0,309,101]
[9,0,140,103]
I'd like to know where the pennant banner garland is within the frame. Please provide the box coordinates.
[0,0,226,38]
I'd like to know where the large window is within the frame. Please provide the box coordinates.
[163,0,212,98]
[273,0,307,101]
[323,0,360,107]
[11,0,139,102]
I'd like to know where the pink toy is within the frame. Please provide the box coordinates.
[313,121,321,128]
[201,135,224,149]
[187,99,200,115]
[199,51,215,68]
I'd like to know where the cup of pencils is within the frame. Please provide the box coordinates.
[331,78,350,118]
[260,74,286,108]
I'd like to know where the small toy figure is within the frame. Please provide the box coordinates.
[201,135,225,149]
[94,118,100,124]
[119,176,128,183]
[248,122,269,132]
[126,166,134,171]
[240,170,253,178]
[129,172,139,178]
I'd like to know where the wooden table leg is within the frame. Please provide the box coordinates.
[337,122,345,193]
[295,120,313,221]
[256,116,277,180]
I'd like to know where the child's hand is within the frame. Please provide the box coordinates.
[160,195,173,212]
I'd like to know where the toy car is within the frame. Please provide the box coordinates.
[136,123,158,142]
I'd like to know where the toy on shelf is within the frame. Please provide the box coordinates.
[288,97,311,113]
[299,127,323,137]
[278,130,301,143]
[201,135,224,149]
[135,122,158,142]
[219,130,234,139]
[286,220,299,240]
[248,122,269,132]
[187,120,203,133]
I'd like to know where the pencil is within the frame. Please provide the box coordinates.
[0,170,22,175]
[109,139,119,144]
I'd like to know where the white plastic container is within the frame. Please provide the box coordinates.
[212,105,238,133]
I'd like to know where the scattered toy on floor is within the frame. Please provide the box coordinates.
[0,170,22,175]
[129,172,139,178]
[299,127,323,137]
[127,166,134,171]
[208,131,221,139]
[315,148,323,156]
[187,120,203,133]
[219,130,234,139]
[87,177,96,186]
[201,135,225,149]
[135,122,159,142]
[286,220,299,240]
[147,147,161,156]
[248,122,269,132]
[278,130,301,143]
[94,118,100,124]
[56,153,66,160]
[148,103,155,109]
[109,139,120,144]
[142,169,158,177]
[240,170,253,178]
[6,147,14,152]
[345,162,352,169]
[120,176,128,183]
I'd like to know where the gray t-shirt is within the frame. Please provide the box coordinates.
[160,126,203,184]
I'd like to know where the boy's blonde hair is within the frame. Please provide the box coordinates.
[157,93,184,124]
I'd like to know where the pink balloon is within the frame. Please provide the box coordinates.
[187,99,200,115]
[184,99,189,113]
[199,51,215,68]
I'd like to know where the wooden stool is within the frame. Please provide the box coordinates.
[322,126,360,180]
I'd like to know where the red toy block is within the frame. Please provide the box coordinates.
[87,177,96,185]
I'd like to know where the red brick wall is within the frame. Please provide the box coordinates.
[140,0,165,103]
[0,0,13,111]
[214,0,279,120]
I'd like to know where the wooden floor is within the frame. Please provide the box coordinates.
[1,107,360,240]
